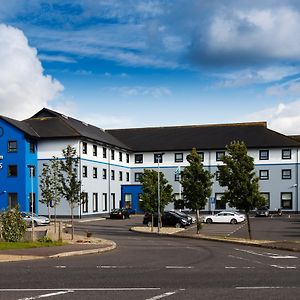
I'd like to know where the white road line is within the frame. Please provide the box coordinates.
[54,266,66,268]
[270,265,296,269]
[234,248,297,259]
[18,290,73,300]
[236,286,296,290]
[225,266,255,269]
[145,289,185,300]
[1,288,161,292]
[165,266,193,269]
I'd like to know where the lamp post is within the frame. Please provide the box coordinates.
[157,153,164,233]
[28,165,34,241]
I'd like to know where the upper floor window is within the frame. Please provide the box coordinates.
[119,171,123,181]
[82,142,87,154]
[259,150,269,160]
[154,153,163,163]
[103,168,107,180]
[29,142,36,154]
[82,166,87,177]
[215,171,220,181]
[197,151,204,162]
[103,147,107,158]
[282,149,291,160]
[216,151,225,161]
[126,172,130,182]
[8,165,18,177]
[126,153,130,163]
[119,152,122,162]
[175,153,183,163]
[282,169,292,180]
[93,167,98,179]
[8,141,17,152]
[174,173,180,181]
[259,170,269,180]
[135,172,143,182]
[111,170,115,180]
[111,150,115,160]
[93,145,97,156]
[135,154,143,164]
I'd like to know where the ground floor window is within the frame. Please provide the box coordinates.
[82,192,88,213]
[93,193,98,212]
[111,193,116,209]
[103,193,107,211]
[138,193,143,211]
[215,193,226,210]
[260,192,270,208]
[281,192,292,209]
[8,193,18,209]
[124,193,132,208]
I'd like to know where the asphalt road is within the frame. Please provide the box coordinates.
[1,216,300,300]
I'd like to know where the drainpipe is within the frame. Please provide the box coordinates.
[296,148,299,213]
[108,147,111,213]
[208,150,211,213]
[79,141,82,219]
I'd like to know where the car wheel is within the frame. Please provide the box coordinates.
[175,223,181,228]
[230,219,237,224]
[206,218,213,224]
[147,221,152,227]
[34,221,38,227]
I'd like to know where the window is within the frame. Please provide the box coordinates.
[8,165,17,177]
[29,142,36,153]
[259,170,269,180]
[93,167,98,179]
[216,151,225,161]
[103,168,107,180]
[215,193,226,210]
[119,171,123,181]
[138,193,144,211]
[126,172,130,182]
[124,193,132,209]
[82,192,88,213]
[8,141,17,152]
[126,153,130,163]
[259,150,269,160]
[197,151,204,162]
[282,169,292,180]
[174,193,184,210]
[111,170,115,180]
[260,192,270,208]
[111,149,115,160]
[135,154,143,164]
[154,153,163,163]
[175,173,180,181]
[103,147,107,158]
[93,145,97,156]
[175,153,183,162]
[111,193,116,209]
[8,193,18,209]
[215,171,220,181]
[281,192,292,209]
[82,166,87,177]
[119,152,122,162]
[282,149,291,160]
[103,193,108,211]
[82,142,87,154]
[135,172,143,182]
[93,193,98,212]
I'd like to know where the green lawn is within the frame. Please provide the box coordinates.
[0,241,64,250]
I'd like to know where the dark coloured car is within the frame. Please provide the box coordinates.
[109,208,130,219]
[255,206,270,217]
[171,210,196,224]
[143,211,190,228]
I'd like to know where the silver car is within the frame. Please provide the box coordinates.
[21,212,50,226]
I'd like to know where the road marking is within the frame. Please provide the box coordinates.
[236,286,296,290]
[225,266,255,269]
[18,290,73,300]
[270,265,296,269]
[145,289,185,300]
[234,248,297,259]
[55,266,66,268]
[0,288,161,292]
[165,266,194,269]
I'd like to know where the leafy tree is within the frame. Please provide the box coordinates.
[180,148,213,233]
[59,145,82,240]
[217,141,265,240]
[0,207,27,242]
[140,169,174,231]
[39,157,61,232]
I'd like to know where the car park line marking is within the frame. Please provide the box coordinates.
[165,266,194,269]
[225,266,255,269]
[145,289,185,300]
[270,265,296,269]
[234,248,297,259]
[226,222,247,237]
[18,290,74,300]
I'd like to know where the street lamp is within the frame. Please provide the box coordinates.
[27,165,35,241]
[156,153,164,233]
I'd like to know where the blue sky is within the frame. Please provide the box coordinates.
[1,0,300,133]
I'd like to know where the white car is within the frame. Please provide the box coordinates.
[21,212,50,226]
[203,211,245,224]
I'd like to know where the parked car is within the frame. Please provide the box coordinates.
[203,211,245,224]
[109,208,130,219]
[255,206,270,217]
[143,211,190,228]
[171,210,196,224]
[21,212,50,226]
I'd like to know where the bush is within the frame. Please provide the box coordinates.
[37,236,53,243]
[0,208,27,242]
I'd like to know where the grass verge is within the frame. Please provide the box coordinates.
[0,241,65,250]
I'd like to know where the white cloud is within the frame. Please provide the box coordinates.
[246,100,300,134]
[266,78,300,97]
[0,24,63,120]
[110,86,172,98]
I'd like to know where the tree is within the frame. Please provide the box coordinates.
[217,141,265,240]
[39,157,61,224]
[59,145,82,240]
[140,169,174,231]
[180,148,213,233]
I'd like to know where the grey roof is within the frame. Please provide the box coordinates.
[0,115,39,138]
[107,122,300,152]
[25,108,130,149]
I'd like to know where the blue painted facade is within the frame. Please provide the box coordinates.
[121,184,143,213]
[0,119,38,212]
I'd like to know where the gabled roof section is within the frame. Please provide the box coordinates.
[107,122,300,152]
[25,108,130,149]
[0,115,39,138]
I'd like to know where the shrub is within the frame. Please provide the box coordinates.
[0,208,27,242]
[37,236,53,243]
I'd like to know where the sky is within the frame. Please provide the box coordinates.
[1,0,300,134]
